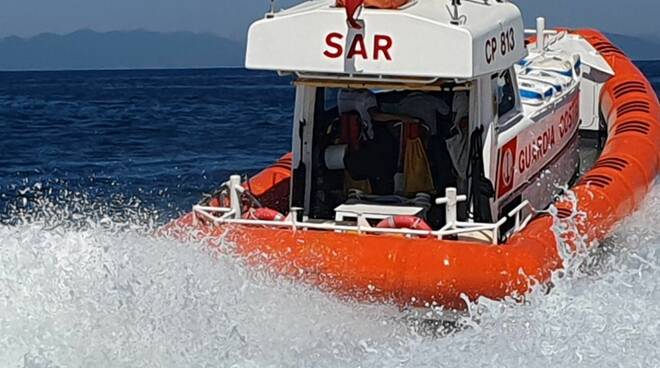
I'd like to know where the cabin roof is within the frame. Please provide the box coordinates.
[245,0,527,79]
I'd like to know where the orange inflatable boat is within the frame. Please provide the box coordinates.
[167,0,659,311]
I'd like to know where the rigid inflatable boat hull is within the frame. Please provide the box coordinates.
[170,213,560,310]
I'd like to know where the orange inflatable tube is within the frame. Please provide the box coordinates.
[169,30,660,310]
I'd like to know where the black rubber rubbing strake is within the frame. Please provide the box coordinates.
[614,120,651,135]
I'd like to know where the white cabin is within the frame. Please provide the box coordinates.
[247,0,526,79]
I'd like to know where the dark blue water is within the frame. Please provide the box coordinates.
[0,68,293,221]
[0,64,659,367]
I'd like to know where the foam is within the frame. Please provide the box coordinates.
[1,183,659,367]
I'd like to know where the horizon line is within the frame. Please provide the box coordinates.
[1,60,659,74]
[0,66,248,73]
[0,28,245,42]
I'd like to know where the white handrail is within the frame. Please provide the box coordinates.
[507,200,533,232]
[195,205,232,212]
[228,175,242,219]
[435,188,467,230]
[192,205,513,245]
[193,206,436,236]
[193,185,527,245]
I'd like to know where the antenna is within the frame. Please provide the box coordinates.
[266,0,277,18]
[449,0,462,25]
[536,17,546,54]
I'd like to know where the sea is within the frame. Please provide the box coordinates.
[0,61,659,367]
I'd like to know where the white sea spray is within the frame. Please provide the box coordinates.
[1,182,659,367]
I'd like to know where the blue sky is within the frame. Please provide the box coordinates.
[0,0,658,40]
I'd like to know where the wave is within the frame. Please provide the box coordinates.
[1,182,659,367]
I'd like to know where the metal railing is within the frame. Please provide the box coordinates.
[190,176,534,245]
[508,200,533,233]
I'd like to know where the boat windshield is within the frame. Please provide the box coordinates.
[304,85,472,229]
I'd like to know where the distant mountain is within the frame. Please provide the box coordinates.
[0,29,244,71]
[604,33,660,61]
